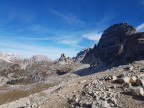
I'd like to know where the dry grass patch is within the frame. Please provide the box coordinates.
[0,90,29,105]
[0,83,54,105]
[29,83,54,94]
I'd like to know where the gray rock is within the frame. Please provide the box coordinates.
[103,75,117,81]
[31,103,38,108]
[140,68,144,72]
[74,48,91,63]
[68,78,119,108]
[58,53,74,64]
[82,22,144,68]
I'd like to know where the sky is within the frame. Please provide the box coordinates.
[0,0,144,59]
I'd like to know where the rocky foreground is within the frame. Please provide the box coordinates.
[0,22,144,108]
[1,61,144,108]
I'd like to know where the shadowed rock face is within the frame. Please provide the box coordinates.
[74,48,91,62]
[96,23,136,64]
[58,53,74,64]
[122,32,144,62]
[82,23,144,66]
[58,53,66,62]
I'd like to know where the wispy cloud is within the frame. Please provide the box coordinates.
[18,36,82,47]
[82,31,102,41]
[16,24,52,35]
[18,37,53,41]
[60,39,78,46]
[136,23,144,32]
[0,39,35,50]
[0,38,79,59]
[51,10,84,25]
[54,35,82,48]
[0,31,83,59]
[17,33,82,47]
[0,46,78,60]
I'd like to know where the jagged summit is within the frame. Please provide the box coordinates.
[102,22,136,35]
[74,48,91,63]
[82,22,144,66]
[57,53,74,64]
[98,22,136,46]
[58,53,66,61]
[30,55,51,62]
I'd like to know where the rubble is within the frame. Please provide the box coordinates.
[68,78,120,108]
[136,78,144,87]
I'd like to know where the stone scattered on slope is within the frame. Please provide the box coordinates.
[68,78,120,108]
[130,86,144,96]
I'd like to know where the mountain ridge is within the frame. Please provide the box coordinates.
[82,22,144,67]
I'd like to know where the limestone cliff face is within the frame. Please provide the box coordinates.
[30,55,51,62]
[82,23,144,66]
[58,53,74,64]
[74,48,91,63]
[122,32,144,62]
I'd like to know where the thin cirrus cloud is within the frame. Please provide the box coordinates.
[18,35,81,47]
[58,38,82,48]
[136,23,144,32]
[51,10,84,25]
[60,40,78,46]
[18,36,54,41]
[16,24,52,35]
[0,39,35,50]
[82,31,102,41]
[27,25,52,33]
[0,38,79,59]
[0,46,79,60]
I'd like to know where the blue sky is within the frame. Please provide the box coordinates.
[0,0,144,59]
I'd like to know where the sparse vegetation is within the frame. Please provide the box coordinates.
[0,83,54,105]
[0,90,29,105]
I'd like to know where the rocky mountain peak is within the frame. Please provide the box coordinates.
[82,22,144,66]
[59,53,66,61]
[58,53,74,64]
[75,48,91,62]
[98,23,136,47]
[30,55,51,62]
[103,22,136,36]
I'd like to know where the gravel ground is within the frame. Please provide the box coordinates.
[1,61,144,108]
